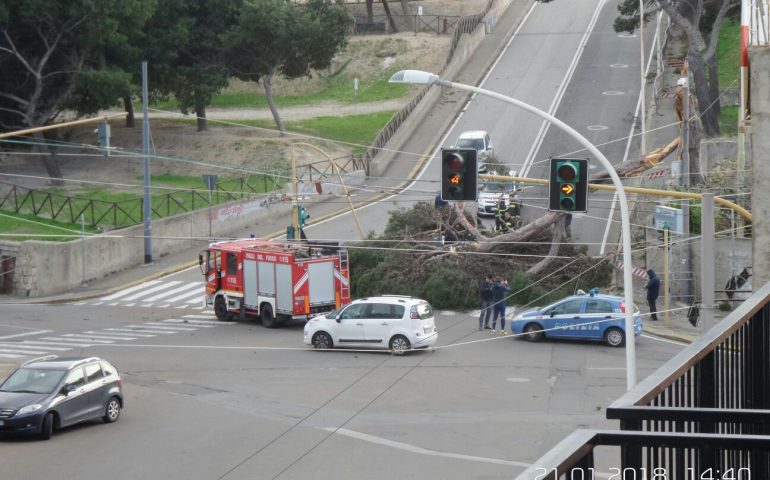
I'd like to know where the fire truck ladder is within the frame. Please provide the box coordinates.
[339,249,350,299]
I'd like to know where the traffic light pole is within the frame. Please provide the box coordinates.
[389,70,638,390]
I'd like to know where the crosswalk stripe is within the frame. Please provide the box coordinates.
[12,342,72,351]
[137,323,197,331]
[100,280,162,300]
[107,327,173,335]
[164,319,229,326]
[141,282,202,302]
[0,347,56,355]
[183,314,216,319]
[27,340,94,347]
[44,336,112,344]
[83,331,141,339]
[64,333,135,341]
[121,281,183,302]
[0,353,23,358]
[0,343,60,352]
[186,296,206,304]
[105,328,165,337]
[161,319,215,328]
[166,287,205,304]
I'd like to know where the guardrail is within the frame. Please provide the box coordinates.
[517,281,770,479]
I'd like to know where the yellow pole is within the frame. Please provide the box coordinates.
[479,174,753,222]
[294,142,365,239]
[291,145,299,237]
[0,113,128,139]
[663,228,671,325]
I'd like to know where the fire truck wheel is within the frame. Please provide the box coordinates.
[214,296,233,321]
[312,332,333,349]
[389,335,411,355]
[260,304,277,328]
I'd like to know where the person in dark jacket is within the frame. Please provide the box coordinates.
[478,275,494,330]
[645,269,661,321]
[490,277,511,335]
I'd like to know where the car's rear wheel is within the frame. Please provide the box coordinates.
[605,327,625,347]
[260,304,276,328]
[103,397,121,423]
[312,332,332,349]
[389,335,411,355]
[40,412,54,440]
[214,296,233,322]
[524,323,544,342]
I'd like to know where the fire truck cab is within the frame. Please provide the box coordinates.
[199,239,350,327]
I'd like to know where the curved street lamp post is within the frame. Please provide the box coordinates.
[390,70,639,390]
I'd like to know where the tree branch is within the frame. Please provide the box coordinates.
[703,0,738,62]
[527,218,564,276]
[0,91,31,107]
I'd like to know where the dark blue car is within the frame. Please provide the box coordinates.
[510,291,643,347]
[0,356,123,440]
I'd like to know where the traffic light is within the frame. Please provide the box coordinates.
[441,148,478,201]
[298,205,310,228]
[96,122,110,156]
[548,158,588,212]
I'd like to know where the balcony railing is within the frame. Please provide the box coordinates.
[515,281,770,479]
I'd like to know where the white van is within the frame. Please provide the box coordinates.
[454,130,494,173]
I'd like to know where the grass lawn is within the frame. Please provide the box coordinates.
[717,19,741,87]
[148,70,410,111]
[0,211,100,242]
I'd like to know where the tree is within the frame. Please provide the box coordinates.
[0,0,155,180]
[141,0,241,132]
[614,0,739,137]
[224,0,353,136]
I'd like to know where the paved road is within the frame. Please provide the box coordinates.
[0,303,685,480]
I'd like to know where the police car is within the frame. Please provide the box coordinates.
[510,289,643,347]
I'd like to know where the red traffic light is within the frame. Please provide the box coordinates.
[557,163,577,182]
[445,152,464,171]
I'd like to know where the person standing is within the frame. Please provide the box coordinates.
[645,269,661,321]
[491,277,511,335]
[478,275,494,331]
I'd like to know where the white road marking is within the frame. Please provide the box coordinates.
[641,334,688,346]
[0,347,58,355]
[0,343,59,351]
[103,329,159,337]
[11,342,73,351]
[100,280,162,300]
[115,327,176,334]
[0,330,51,340]
[165,286,205,303]
[321,428,531,468]
[0,353,23,359]
[45,336,113,344]
[183,314,216,319]
[25,340,94,348]
[164,319,229,326]
[140,281,202,302]
[64,333,136,341]
[138,323,198,331]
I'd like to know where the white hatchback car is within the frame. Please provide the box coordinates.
[303,296,438,354]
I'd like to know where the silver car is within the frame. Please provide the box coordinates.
[0,356,124,440]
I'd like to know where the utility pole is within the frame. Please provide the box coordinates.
[663,226,670,324]
[680,72,691,303]
[639,0,647,154]
[291,145,299,239]
[142,61,152,264]
[701,193,715,328]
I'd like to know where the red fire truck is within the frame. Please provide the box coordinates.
[199,239,351,327]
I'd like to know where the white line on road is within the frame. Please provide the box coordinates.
[164,319,230,326]
[99,280,162,300]
[10,342,73,351]
[47,336,114,344]
[24,340,94,348]
[0,353,23,358]
[166,286,205,303]
[104,328,161,336]
[321,428,531,468]
[0,330,51,340]
[65,333,136,341]
[641,334,688,346]
[137,323,198,331]
[140,281,202,302]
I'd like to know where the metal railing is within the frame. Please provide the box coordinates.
[517,281,770,479]
[352,14,462,35]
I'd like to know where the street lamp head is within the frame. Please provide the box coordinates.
[388,70,440,85]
